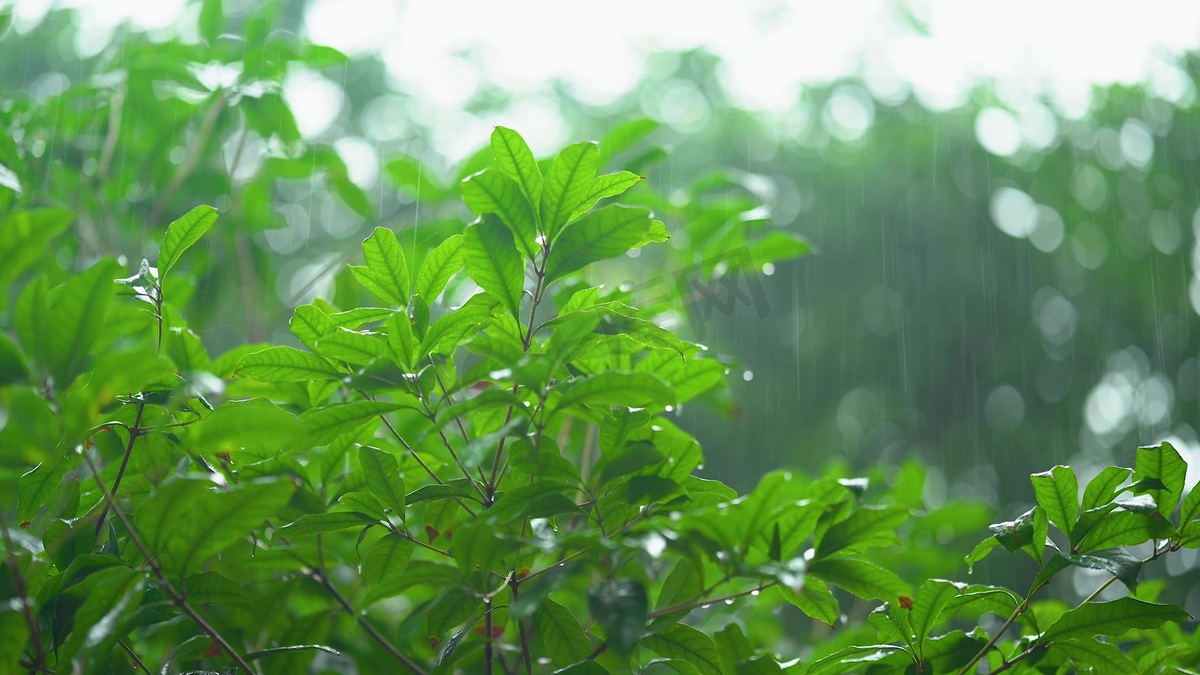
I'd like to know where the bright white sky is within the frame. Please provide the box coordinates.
[7,0,1200,156]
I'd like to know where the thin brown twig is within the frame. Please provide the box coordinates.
[83,453,256,674]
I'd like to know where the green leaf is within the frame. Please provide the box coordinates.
[1031,465,1079,537]
[653,557,704,626]
[349,227,411,307]
[18,462,63,524]
[461,169,539,259]
[542,141,600,237]
[415,234,465,301]
[0,332,28,386]
[359,445,406,516]
[418,293,499,357]
[427,585,482,639]
[566,172,644,224]
[235,346,343,382]
[815,506,907,558]
[1040,597,1188,643]
[598,118,659,167]
[0,612,29,673]
[276,511,377,538]
[910,579,963,646]
[588,578,648,655]
[536,598,592,668]
[191,398,303,454]
[1134,442,1187,518]
[0,208,72,287]
[182,572,247,605]
[199,0,222,43]
[300,401,405,447]
[1050,639,1137,672]
[46,259,119,384]
[316,327,389,365]
[1079,509,1174,553]
[553,372,675,412]
[141,477,296,574]
[462,215,525,320]
[643,624,723,675]
[1082,466,1131,511]
[158,205,219,279]
[780,578,839,625]
[1062,550,1142,592]
[362,534,415,585]
[545,205,660,284]
[1182,483,1200,525]
[810,557,910,603]
[491,126,543,213]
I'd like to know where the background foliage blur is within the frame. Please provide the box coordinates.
[2,0,1199,613]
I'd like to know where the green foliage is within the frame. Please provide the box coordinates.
[0,7,1195,675]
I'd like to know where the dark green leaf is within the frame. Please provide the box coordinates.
[1062,550,1142,592]
[545,205,660,284]
[1079,510,1174,553]
[553,372,674,412]
[643,624,723,675]
[815,506,907,558]
[276,511,378,538]
[300,401,407,447]
[536,598,592,668]
[362,534,414,584]
[588,578,648,655]
[810,557,910,603]
[910,579,964,645]
[1050,639,1137,672]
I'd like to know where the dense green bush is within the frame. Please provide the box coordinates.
[1,4,1198,674]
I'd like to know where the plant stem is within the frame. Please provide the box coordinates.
[93,400,146,542]
[83,454,256,674]
[648,580,774,619]
[119,639,153,674]
[0,518,47,673]
[148,89,231,230]
[312,540,428,675]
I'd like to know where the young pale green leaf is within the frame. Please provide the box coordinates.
[235,346,343,382]
[415,233,465,301]
[46,259,119,385]
[642,624,723,675]
[359,445,405,516]
[1040,597,1188,643]
[199,0,222,43]
[329,307,395,328]
[1050,639,1138,673]
[910,579,964,646]
[815,506,907,558]
[300,401,407,447]
[158,205,218,279]
[461,169,539,259]
[809,557,911,603]
[349,227,411,308]
[566,172,644,225]
[598,118,659,167]
[588,578,648,656]
[544,205,659,284]
[0,208,72,287]
[536,599,592,668]
[745,231,813,266]
[1082,466,1132,512]
[362,534,415,585]
[1181,484,1200,525]
[637,352,726,403]
[1031,465,1079,538]
[1134,442,1187,518]
[290,305,336,351]
[541,141,599,237]
[191,398,304,454]
[552,372,675,412]
[491,126,543,211]
[315,327,389,365]
[462,215,525,321]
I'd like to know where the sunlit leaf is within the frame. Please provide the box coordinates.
[158,205,218,279]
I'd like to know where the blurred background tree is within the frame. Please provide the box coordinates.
[2,0,1199,618]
